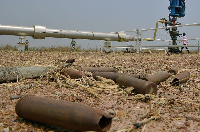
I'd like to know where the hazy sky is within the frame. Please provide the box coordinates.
[0,0,200,49]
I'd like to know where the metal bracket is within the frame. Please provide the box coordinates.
[135,29,142,53]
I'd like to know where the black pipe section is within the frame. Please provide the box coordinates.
[15,95,112,132]
[171,71,190,86]
[116,75,157,94]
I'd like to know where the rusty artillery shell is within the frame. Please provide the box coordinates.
[82,67,117,73]
[92,72,146,82]
[168,67,178,75]
[15,95,112,131]
[92,72,119,82]
[171,71,190,86]
[61,68,90,79]
[146,71,171,85]
[116,75,157,94]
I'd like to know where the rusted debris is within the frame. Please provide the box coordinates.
[60,59,75,63]
[82,67,117,73]
[146,71,171,85]
[168,67,178,75]
[0,66,49,83]
[65,59,75,63]
[92,72,147,82]
[171,71,190,86]
[134,116,160,129]
[118,73,148,81]
[61,68,90,79]
[15,95,112,131]
[59,59,75,68]
[116,75,157,94]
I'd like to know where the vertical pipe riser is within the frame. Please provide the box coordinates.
[15,95,112,131]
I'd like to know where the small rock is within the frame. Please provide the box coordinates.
[2,126,12,132]
[112,117,118,121]
[0,123,4,127]
[108,109,116,115]
[185,121,190,126]
[124,87,134,95]
[76,96,82,102]
[116,110,125,117]
[55,92,61,96]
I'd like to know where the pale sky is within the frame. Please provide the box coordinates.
[0,0,200,49]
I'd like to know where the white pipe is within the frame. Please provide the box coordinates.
[0,24,135,42]
[143,45,200,47]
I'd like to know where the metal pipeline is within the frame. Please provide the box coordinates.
[82,67,117,73]
[61,68,90,79]
[15,95,112,131]
[92,72,147,82]
[0,66,49,83]
[143,20,165,41]
[171,71,190,86]
[146,71,171,85]
[116,75,157,94]
[0,24,134,42]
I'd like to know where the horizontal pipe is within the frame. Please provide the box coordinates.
[0,25,34,36]
[116,75,157,94]
[143,45,200,47]
[0,24,134,42]
[15,95,112,131]
[171,71,190,86]
[82,67,117,73]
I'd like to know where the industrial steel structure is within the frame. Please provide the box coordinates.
[0,0,200,53]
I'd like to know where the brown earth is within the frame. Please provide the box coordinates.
[0,50,200,132]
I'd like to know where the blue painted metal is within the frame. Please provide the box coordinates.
[169,0,185,17]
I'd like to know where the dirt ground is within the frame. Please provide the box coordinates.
[0,50,200,132]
